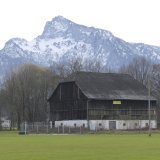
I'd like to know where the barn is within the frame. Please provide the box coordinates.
[48,72,157,130]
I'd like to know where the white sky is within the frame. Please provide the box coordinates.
[0,0,160,49]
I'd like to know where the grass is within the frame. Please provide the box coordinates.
[0,132,160,160]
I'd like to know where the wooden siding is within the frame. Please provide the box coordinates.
[49,82,157,122]
[88,100,156,120]
[50,82,87,121]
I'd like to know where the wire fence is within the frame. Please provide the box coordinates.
[20,122,91,134]
[19,122,156,135]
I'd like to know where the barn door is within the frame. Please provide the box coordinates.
[109,121,116,130]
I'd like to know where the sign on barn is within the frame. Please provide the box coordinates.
[113,101,121,104]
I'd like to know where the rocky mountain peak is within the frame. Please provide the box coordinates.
[41,16,73,39]
[1,15,160,79]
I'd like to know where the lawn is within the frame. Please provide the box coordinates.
[0,132,160,160]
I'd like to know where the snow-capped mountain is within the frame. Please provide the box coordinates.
[1,15,160,78]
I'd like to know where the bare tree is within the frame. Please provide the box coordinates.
[149,64,160,126]
[1,64,58,129]
[83,57,106,72]
[67,57,83,73]
[119,56,153,87]
[49,55,107,79]
[151,65,160,103]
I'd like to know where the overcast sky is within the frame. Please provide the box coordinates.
[0,0,160,49]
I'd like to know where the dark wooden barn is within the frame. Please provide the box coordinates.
[48,72,157,130]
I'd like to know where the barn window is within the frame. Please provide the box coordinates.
[61,123,63,126]
[145,123,149,127]
[123,123,126,126]
[99,123,102,126]
[82,123,85,127]
[74,123,77,127]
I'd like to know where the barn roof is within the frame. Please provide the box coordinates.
[61,72,156,101]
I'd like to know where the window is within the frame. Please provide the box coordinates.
[99,123,102,126]
[123,123,126,126]
[74,123,76,127]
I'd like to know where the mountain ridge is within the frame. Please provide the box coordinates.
[1,15,160,78]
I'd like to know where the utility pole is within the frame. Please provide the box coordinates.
[24,121,27,135]
[148,78,151,137]
[87,100,89,130]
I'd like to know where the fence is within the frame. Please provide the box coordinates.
[20,121,156,134]
[20,122,90,134]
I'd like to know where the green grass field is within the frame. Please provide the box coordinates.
[0,132,160,160]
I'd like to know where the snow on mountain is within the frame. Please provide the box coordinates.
[1,15,160,78]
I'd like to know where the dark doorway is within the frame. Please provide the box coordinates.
[109,121,116,130]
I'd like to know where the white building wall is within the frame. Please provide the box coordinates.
[116,120,157,130]
[55,120,157,130]
[89,120,109,130]
[1,118,11,129]
[55,120,88,128]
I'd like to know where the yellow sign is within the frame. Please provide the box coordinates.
[113,101,121,104]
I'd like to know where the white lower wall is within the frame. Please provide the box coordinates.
[89,120,109,130]
[55,120,88,128]
[55,120,157,130]
[1,118,11,129]
[116,120,157,130]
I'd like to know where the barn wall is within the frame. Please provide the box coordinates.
[49,82,157,126]
[55,120,157,130]
[55,120,88,128]
[49,82,88,122]
[88,100,156,120]
[116,120,157,130]
[89,120,157,130]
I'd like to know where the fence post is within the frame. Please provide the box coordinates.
[58,126,59,134]
[68,126,70,134]
[24,121,27,135]
[62,125,64,134]
[46,124,49,134]
[36,124,39,133]
[50,121,52,129]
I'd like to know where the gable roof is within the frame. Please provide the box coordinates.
[61,72,156,101]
